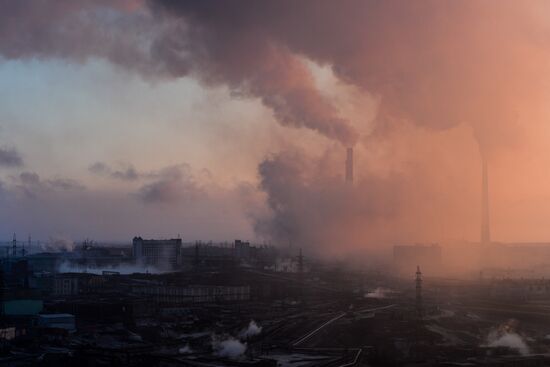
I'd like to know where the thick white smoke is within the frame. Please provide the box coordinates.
[239,320,262,339]
[43,235,75,252]
[212,336,247,359]
[485,320,530,356]
[488,332,530,356]
[178,344,192,354]
[364,287,395,299]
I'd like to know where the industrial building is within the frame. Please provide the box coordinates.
[132,237,182,269]
[131,284,250,304]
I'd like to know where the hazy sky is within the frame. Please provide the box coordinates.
[0,59,270,241]
[2,1,550,254]
[0,57,336,243]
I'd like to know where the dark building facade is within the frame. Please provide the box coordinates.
[132,237,181,270]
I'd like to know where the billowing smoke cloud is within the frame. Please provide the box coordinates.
[148,0,550,154]
[1,2,547,145]
[89,162,140,181]
[0,147,23,168]
[43,234,75,252]
[89,161,204,204]
[2,1,547,152]
[149,1,360,145]
[0,1,158,74]
[253,135,489,255]
[0,0,361,145]
[11,171,85,199]
[254,149,405,254]
[89,162,209,205]
[135,164,204,204]
[2,1,550,253]
[485,320,530,356]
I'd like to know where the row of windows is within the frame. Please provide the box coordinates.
[141,294,249,304]
[133,286,249,297]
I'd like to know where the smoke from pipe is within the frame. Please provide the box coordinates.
[345,147,353,184]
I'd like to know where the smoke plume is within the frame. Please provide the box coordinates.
[485,319,530,356]
[43,235,75,252]
[365,287,396,299]
[149,0,550,154]
[10,171,84,199]
[89,162,140,181]
[0,147,23,168]
[212,336,247,359]
[2,1,548,153]
[239,320,262,339]
[135,164,205,204]
[3,1,550,253]
[254,149,406,254]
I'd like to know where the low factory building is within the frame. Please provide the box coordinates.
[131,284,250,304]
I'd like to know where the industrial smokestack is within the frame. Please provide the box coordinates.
[481,155,491,244]
[345,147,354,183]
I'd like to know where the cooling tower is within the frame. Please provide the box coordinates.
[345,147,353,183]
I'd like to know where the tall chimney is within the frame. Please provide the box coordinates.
[345,147,354,183]
[481,155,491,244]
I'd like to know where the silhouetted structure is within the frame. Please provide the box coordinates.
[416,265,423,318]
[481,155,491,244]
[132,237,181,269]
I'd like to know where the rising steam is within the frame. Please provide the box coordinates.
[212,335,247,359]
[239,320,262,339]
[485,320,530,356]
[43,235,75,252]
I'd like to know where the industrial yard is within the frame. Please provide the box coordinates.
[0,238,547,366]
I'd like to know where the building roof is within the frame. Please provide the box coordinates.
[39,313,75,319]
